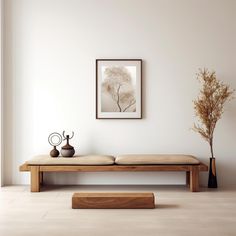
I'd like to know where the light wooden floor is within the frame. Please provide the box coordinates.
[0,185,236,236]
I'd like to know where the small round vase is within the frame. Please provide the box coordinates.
[50,146,60,158]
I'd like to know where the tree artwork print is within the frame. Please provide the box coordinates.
[102,66,136,112]
[96,59,142,119]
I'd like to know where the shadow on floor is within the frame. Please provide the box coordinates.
[155,204,180,209]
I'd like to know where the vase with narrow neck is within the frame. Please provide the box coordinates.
[208,157,217,188]
[61,135,75,157]
[50,146,60,157]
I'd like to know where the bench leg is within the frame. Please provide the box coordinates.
[190,166,199,192]
[31,166,40,192]
[40,172,43,185]
[186,171,190,187]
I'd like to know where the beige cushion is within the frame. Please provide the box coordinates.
[26,155,115,166]
[115,154,200,165]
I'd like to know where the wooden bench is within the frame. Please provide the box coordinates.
[19,154,208,193]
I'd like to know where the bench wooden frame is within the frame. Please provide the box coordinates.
[19,162,208,192]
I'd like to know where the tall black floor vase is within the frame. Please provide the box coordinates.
[208,157,218,188]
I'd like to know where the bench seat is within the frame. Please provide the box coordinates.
[19,154,208,193]
[26,155,115,166]
[115,154,200,165]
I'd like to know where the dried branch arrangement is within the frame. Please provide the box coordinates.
[193,69,234,158]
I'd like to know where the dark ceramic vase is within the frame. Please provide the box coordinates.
[50,146,60,158]
[208,157,217,188]
[61,135,75,157]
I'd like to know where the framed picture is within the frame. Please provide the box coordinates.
[96,59,142,119]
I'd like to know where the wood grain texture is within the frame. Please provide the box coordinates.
[20,162,208,172]
[31,166,40,192]
[40,165,196,172]
[199,163,208,171]
[40,172,43,185]
[72,192,155,209]
[19,163,30,171]
[190,166,199,192]
[186,171,190,187]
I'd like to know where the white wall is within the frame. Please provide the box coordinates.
[3,0,236,186]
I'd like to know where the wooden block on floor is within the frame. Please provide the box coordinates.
[72,192,155,209]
